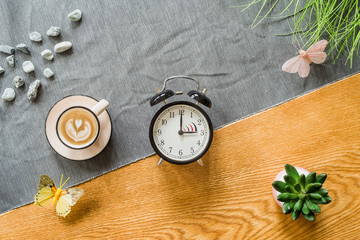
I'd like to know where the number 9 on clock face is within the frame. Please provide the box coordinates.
[149,101,213,164]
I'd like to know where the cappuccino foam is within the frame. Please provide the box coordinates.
[57,107,99,148]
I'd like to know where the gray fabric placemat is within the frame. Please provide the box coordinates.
[0,0,359,214]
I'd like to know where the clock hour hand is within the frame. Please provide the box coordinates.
[183,131,198,134]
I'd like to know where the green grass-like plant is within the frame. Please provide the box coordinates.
[232,0,360,68]
[272,164,331,221]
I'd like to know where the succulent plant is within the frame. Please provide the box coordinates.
[272,164,331,221]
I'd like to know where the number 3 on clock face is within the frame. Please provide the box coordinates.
[149,101,213,164]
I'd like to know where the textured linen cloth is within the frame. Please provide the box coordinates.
[0,0,359,214]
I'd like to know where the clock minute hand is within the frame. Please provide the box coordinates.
[183,131,198,134]
[180,111,183,131]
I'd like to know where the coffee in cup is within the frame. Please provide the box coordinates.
[56,99,109,149]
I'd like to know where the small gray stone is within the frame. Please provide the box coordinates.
[22,61,35,73]
[68,9,82,22]
[43,68,54,78]
[13,76,25,88]
[41,49,54,60]
[16,43,31,54]
[29,31,42,42]
[46,26,61,36]
[27,80,41,101]
[2,88,15,101]
[54,41,72,53]
[6,55,14,67]
[0,45,15,55]
[0,66,4,74]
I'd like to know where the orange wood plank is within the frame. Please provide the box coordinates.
[1,74,360,239]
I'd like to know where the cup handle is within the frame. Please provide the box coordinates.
[91,99,109,116]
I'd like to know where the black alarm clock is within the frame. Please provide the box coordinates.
[149,76,213,165]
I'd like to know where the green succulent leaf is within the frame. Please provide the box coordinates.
[305,172,316,186]
[311,198,328,205]
[294,198,304,212]
[305,183,322,193]
[285,164,300,180]
[304,213,315,221]
[305,198,316,211]
[302,202,310,215]
[278,193,299,202]
[309,193,322,200]
[282,202,292,214]
[314,188,328,197]
[284,175,297,186]
[294,183,301,192]
[291,210,301,220]
[324,196,332,203]
[312,203,321,213]
[285,185,297,193]
[316,173,327,184]
[272,181,287,193]
[299,174,306,189]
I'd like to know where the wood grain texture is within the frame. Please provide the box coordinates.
[1,74,360,240]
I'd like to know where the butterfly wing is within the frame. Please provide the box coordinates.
[297,58,311,78]
[56,188,84,218]
[306,40,328,64]
[34,175,56,207]
[37,175,56,190]
[306,40,328,53]
[282,55,310,78]
[282,55,302,73]
[34,187,54,207]
[307,52,327,64]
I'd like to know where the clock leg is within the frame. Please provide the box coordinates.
[158,158,164,166]
[197,159,204,166]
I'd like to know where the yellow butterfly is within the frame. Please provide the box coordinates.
[34,174,84,218]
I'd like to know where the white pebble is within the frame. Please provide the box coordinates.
[41,49,54,60]
[0,66,4,74]
[43,68,54,78]
[6,55,15,67]
[47,26,61,37]
[29,31,42,42]
[16,43,31,54]
[22,61,35,73]
[54,41,72,53]
[2,88,15,101]
[68,9,82,22]
[13,76,25,88]
[27,80,41,101]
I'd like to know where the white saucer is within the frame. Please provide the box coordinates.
[45,95,112,160]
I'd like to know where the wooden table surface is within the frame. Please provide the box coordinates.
[1,73,360,240]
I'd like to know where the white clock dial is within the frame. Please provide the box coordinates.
[150,102,213,164]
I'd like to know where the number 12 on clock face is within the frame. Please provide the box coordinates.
[149,101,213,165]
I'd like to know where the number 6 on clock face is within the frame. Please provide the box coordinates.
[149,101,213,164]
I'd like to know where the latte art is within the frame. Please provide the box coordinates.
[57,107,99,148]
[64,118,92,142]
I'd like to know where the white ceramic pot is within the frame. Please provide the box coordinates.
[272,166,310,207]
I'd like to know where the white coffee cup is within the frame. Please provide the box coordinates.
[56,99,109,149]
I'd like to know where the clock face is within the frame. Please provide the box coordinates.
[149,101,213,164]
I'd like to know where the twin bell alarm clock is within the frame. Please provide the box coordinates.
[149,76,213,166]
